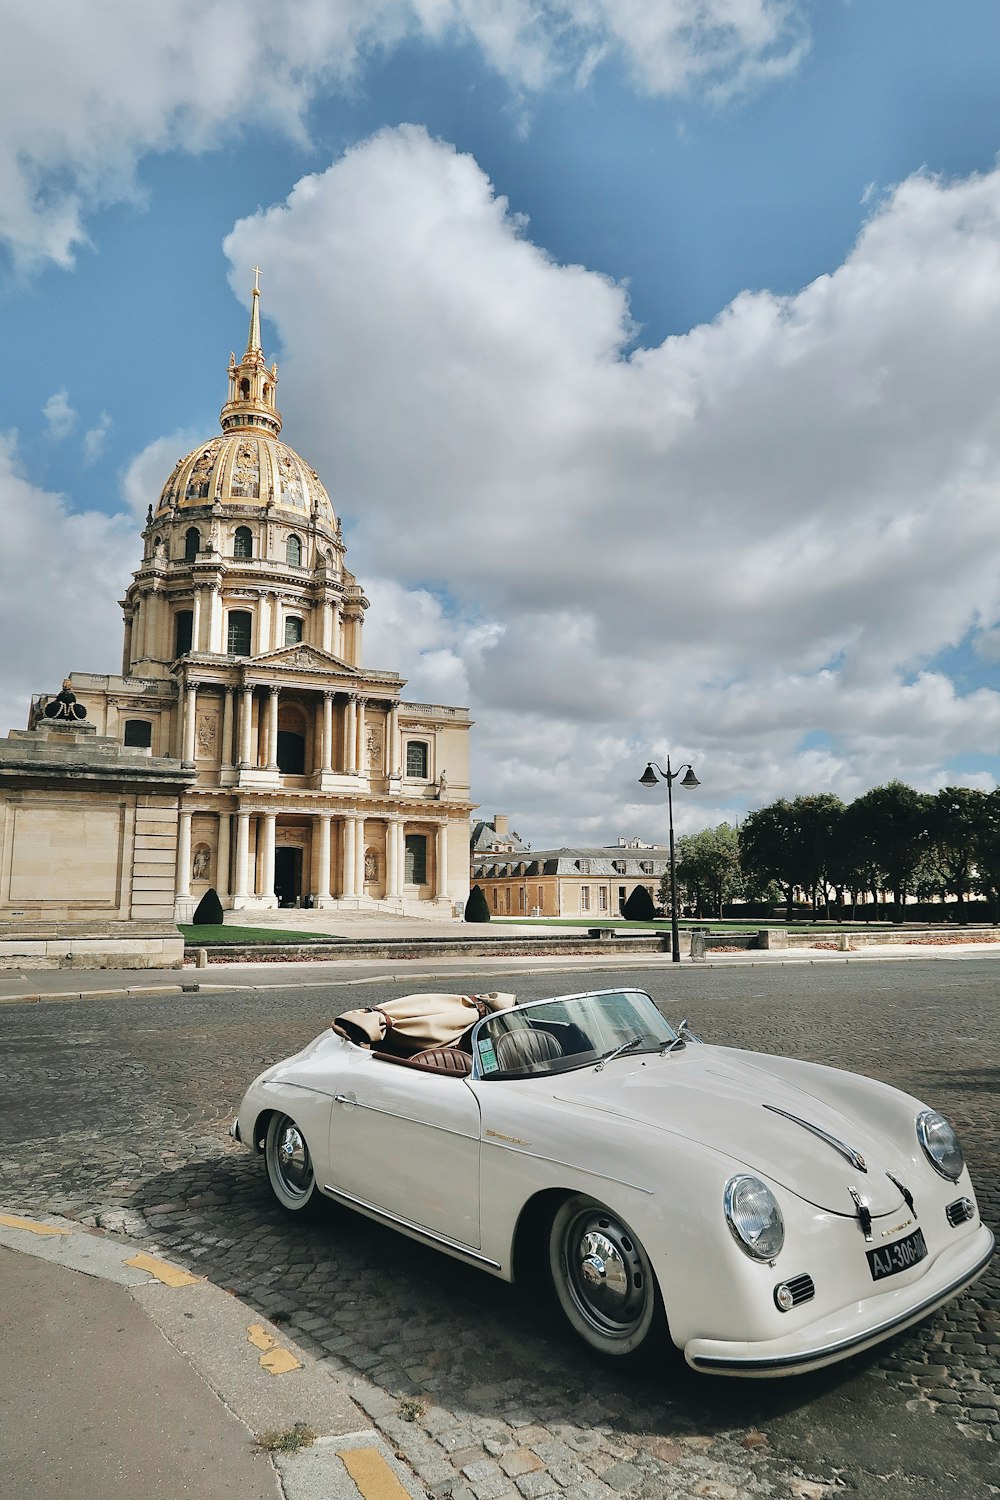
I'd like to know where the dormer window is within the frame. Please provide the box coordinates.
[286,534,302,567]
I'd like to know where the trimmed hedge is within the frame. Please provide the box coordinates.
[465,884,491,922]
[191,887,224,925]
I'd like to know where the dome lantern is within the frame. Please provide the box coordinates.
[220,268,282,438]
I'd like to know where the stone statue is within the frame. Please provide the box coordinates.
[43,679,87,722]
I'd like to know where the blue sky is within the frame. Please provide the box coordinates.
[5,1,1000,844]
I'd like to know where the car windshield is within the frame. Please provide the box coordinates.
[472,989,676,1079]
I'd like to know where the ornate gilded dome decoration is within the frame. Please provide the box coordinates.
[152,271,337,528]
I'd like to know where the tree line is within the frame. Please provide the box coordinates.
[664,781,1000,923]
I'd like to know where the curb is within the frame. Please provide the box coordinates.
[0,1211,427,1500]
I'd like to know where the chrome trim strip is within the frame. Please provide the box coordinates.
[763,1104,868,1172]
[320,1183,502,1269]
[690,1232,994,1372]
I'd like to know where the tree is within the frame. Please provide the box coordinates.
[842,782,932,921]
[972,789,1000,923]
[191,887,224,925]
[464,884,491,922]
[738,801,803,922]
[787,794,845,919]
[675,824,742,919]
[622,884,657,921]
[927,786,987,921]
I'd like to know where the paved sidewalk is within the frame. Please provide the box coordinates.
[0,1213,427,1500]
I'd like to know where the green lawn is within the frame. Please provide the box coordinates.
[179,924,341,945]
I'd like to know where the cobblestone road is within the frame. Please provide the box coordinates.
[2,960,997,1499]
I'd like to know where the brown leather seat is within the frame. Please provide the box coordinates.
[374,1044,472,1076]
[494,1026,562,1073]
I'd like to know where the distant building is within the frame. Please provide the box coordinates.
[470,814,529,855]
[471,842,668,918]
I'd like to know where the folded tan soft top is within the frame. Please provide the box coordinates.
[333,991,516,1049]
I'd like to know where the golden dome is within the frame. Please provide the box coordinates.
[154,432,336,525]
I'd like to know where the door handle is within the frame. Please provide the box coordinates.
[335,1092,357,1106]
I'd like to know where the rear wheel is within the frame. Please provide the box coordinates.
[549,1194,663,1362]
[264,1113,318,1215]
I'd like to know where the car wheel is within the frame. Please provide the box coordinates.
[264,1113,317,1214]
[549,1195,663,1361]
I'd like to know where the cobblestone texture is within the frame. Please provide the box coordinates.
[1,963,997,1498]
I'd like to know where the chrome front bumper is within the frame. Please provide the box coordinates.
[685,1225,994,1377]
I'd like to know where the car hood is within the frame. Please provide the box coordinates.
[551,1045,913,1219]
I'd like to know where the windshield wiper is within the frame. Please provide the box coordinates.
[594,1035,642,1072]
[660,1018,702,1055]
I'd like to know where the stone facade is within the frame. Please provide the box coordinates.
[472,844,667,918]
[9,275,474,923]
[0,718,194,967]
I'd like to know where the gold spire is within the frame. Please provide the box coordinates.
[246,265,263,357]
[221,268,282,437]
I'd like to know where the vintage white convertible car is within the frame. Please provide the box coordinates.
[231,987,993,1376]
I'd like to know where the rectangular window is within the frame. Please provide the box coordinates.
[581,885,591,912]
[123,719,152,748]
[537,885,544,910]
[174,610,193,658]
[598,887,607,911]
[227,610,252,656]
[504,887,512,913]
[618,885,627,913]
[405,741,429,778]
[284,616,303,645]
[492,887,499,911]
[518,887,525,912]
[404,833,427,885]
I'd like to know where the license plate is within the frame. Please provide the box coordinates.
[866,1227,928,1281]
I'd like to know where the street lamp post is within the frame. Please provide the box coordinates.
[639,757,700,963]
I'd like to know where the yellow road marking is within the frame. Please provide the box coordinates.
[0,1214,71,1237]
[124,1252,199,1286]
[247,1323,300,1375]
[338,1447,412,1500]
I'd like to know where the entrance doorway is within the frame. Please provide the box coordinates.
[274,847,303,907]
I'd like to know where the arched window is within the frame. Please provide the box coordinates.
[284,616,303,645]
[174,610,193,658]
[286,534,302,567]
[123,719,152,748]
[227,610,252,656]
[240,377,251,399]
[184,527,200,562]
[405,741,429,778]
[233,526,253,559]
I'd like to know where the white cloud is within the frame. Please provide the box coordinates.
[83,411,112,465]
[0,432,134,734]
[122,428,203,520]
[219,133,1000,840]
[0,0,807,267]
[42,388,77,440]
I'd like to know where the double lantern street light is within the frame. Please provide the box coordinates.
[639,758,700,964]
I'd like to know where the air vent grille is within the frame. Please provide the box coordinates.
[946,1197,974,1227]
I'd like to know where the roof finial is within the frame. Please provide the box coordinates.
[246,266,263,357]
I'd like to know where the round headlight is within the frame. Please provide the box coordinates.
[724,1174,785,1261]
[917,1109,964,1182]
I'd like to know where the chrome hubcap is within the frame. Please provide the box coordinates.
[565,1214,647,1334]
[276,1123,310,1194]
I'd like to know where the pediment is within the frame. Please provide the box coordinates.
[253,644,359,674]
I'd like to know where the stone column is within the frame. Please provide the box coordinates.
[257,593,271,656]
[234,811,250,899]
[344,695,358,773]
[321,692,334,771]
[132,594,146,664]
[269,592,281,651]
[122,614,134,676]
[261,813,277,901]
[182,683,198,765]
[316,813,332,901]
[354,816,366,896]
[396,822,407,889]
[435,823,449,900]
[239,686,254,766]
[207,585,223,654]
[266,686,280,770]
[355,698,367,777]
[191,588,203,654]
[342,817,356,897]
[321,598,333,653]
[386,704,399,777]
[332,600,343,658]
[386,818,400,899]
[221,688,235,770]
[176,809,192,899]
[216,812,231,897]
